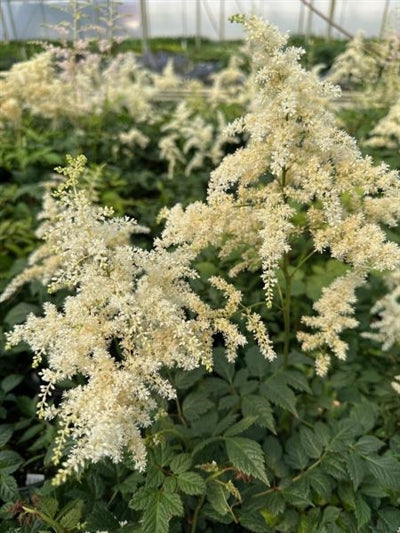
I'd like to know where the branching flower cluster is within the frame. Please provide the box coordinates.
[3,17,400,482]
[2,156,246,483]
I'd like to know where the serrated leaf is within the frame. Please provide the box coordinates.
[145,464,164,488]
[261,377,297,416]
[139,489,183,533]
[182,391,213,421]
[285,435,309,470]
[284,370,311,393]
[224,416,257,437]
[307,470,332,503]
[239,511,270,533]
[225,437,269,485]
[377,508,400,531]
[129,487,153,511]
[354,435,385,455]
[364,454,400,489]
[282,483,312,509]
[0,474,18,501]
[263,491,285,516]
[349,403,376,433]
[297,509,321,533]
[0,451,23,475]
[162,477,177,493]
[242,395,276,434]
[37,497,58,519]
[174,367,206,391]
[85,502,120,531]
[346,453,365,491]
[322,506,341,524]
[0,427,13,448]
[299,426,323,459]
[141,490,168,533]
[354,494,370,529]
[162,492,183,517]
[57,499,84,529]
[245,346,268,378]
[170,454,192,474]
[207,481,230,516]
[321,454,347,480]
[177,472,206,495]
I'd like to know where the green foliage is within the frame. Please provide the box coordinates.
[1,32,400,533]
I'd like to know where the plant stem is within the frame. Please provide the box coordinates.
[190,494,205,533]
[282,252,291,368]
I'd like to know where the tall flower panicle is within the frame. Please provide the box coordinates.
[160,16,400,373]
[2,156,245,483]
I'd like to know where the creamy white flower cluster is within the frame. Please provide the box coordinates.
[326,31,378,89]
[2,155,246,484]
[327,29,400,106]
[365,97,400,152]
[160,16,400,374]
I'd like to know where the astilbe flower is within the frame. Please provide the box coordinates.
[159,16,400,374]
[365,97,400,152]
[326,31,378,90]
[2,155,246,484]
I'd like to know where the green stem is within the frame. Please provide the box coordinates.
[190,494,205,533]
[282,252,291,368]
[23,507,64,533]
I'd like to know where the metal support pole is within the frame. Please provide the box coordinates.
[219,0,225,42]
[139,0,150,55]
[380,0,390,38]
[195,0,201,51]
[327,0,336,41]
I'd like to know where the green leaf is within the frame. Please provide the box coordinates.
[354,494,370,529]
[4,303,39,326]
[261,377,297,416]
[354,435,385,455]
[364,454,400,490]
[162,492,184,517]
[240,511,271,533]
[176,472,206,495]
[224,416,257,437]
[377,508,400,531]
[170,454,192,474]
[225,437,269,485]
[57,499,84,529]
[242,395,276,434]
[299,426,323,459]
[262,491,285,516]
[182,391,213,421]
[1,375,23,394]
[297,509,321,533]
[174,367,206,391]
[346,453,366,491]
[139,489,183,533]
[85,502,119,531]
[322,506,341,524]
[321,453,347,480]
[284,370,311,393]
[285,435,309,470]
[0,474,18,501]
[0,451,23,475]
[281,478,312,509]
[308,470,332,503]
[141,490,168,533]
[207,481,230,516]
[37,497,58,519]
[245,346,267,379]
[0,427,13,448]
